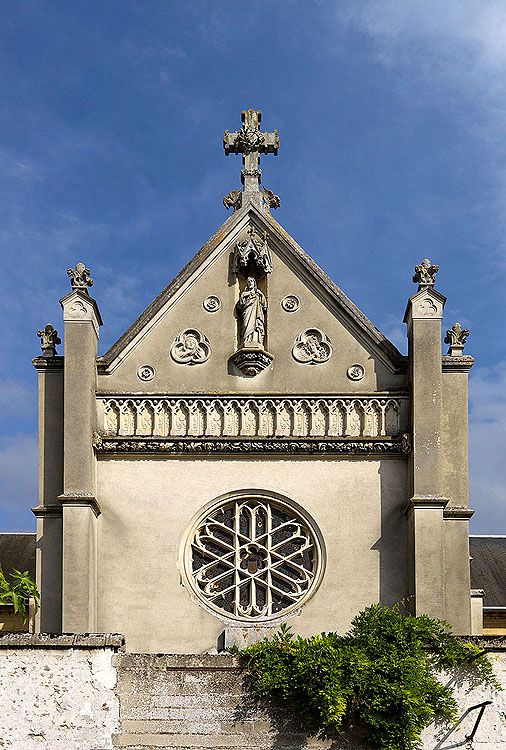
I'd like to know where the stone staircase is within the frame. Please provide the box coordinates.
[112,653,330,750]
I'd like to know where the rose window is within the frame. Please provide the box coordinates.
[183,493,324,622]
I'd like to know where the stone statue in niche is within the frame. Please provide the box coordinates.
[237,277,267,348]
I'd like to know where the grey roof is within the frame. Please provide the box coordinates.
[470,536,506,607]
[0,533,36,579]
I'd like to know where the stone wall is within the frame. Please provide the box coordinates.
[114,649,506,749]
[0,635,505,749]
[0,634,122,750]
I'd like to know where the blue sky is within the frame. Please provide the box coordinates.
[0,1,504,532]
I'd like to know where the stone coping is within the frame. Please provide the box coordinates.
[114,637,506,668]
[0,634,502,654]
[0,633,125,649]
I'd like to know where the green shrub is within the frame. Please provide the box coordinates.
[0,566,40,624]
[241,605,499,750]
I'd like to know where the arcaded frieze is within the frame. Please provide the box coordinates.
[96,395,408,441]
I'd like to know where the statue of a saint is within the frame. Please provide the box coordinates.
[237,276,267,348]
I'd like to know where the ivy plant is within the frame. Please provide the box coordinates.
[0,566,40,624]
[240,604,499,750]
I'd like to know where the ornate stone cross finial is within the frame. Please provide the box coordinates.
[37,324,61,357]
[223,109,280,210]
[444,322,470,356]
[413,258,439,289]
[67,262,93,293]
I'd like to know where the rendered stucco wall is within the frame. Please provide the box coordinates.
[96,456,408,653]
[0,642,120,750]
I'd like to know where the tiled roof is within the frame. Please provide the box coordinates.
[470,536,506,608]
[0,533,36,579]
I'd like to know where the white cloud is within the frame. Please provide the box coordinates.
[341,1,506,70]
[469,361,506,532]
[0,434,37,531]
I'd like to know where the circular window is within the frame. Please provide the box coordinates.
[181,491,325,623]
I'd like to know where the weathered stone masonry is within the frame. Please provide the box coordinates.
[0,635,505,749]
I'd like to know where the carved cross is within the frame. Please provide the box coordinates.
[223,109,279,199]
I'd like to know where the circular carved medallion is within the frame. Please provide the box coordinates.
[137,364,155,381]
[203,295,221,313]
[347,364,365,381]
[182,491,325,623]
[281,295,300,313]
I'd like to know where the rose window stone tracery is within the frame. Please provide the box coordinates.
[183,494,324,622]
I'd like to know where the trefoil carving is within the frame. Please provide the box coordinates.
[292,329,332,365]
[170,329,211,365]
[37,324,61,357]
[444,322,470,356]
[67,262,93,292]
[413,258,439,289]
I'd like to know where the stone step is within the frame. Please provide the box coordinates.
[113,732,309,748]
[119,719,273,734]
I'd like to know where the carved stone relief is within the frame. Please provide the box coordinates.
[99,396,406,440]
[232,226,272,276]
[412,258,439,288]
[67,262,93,292]
[347,364,365,381]
[170,329,211,365]
[444,322,470,356]
[37,324,61,357]
[418,298,438,317]
[292,329,332,364]
[67,300,88,319]
[203,295,221,313]
[137,365,155,382]
[281,295,300,313]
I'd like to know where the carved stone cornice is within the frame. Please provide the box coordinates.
[31,504,63,517]
[443,506,474,520]
[32,355,64,371]
[58,493,101,517]
[404,495,449,516]
[442,355,475,373]
[93,434,410,456]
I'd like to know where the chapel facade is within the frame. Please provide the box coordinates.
[32,110,480,653]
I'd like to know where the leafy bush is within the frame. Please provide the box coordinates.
[0,566,40,624]
[241,605,499,750]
